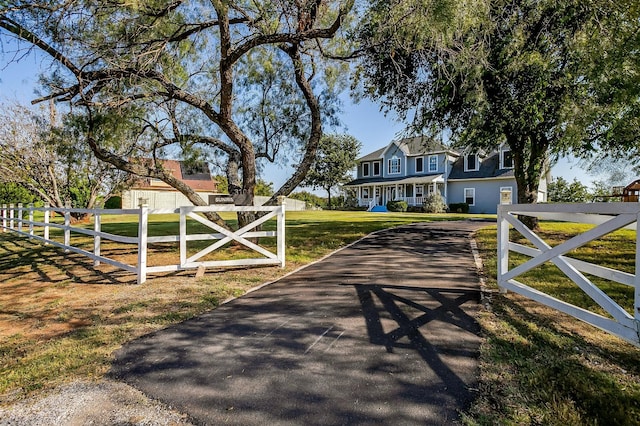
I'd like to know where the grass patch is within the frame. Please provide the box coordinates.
[466,222,640,426]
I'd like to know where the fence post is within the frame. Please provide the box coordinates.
[9,204,14,230]
[137,202,149,284]
[28,203,34,238]
[497,205,510,294]
[94,210,101,266]
[1,204,6,232]
[277,197,286,268]
[63,203,71,253]
[44,203,50,243]
[17,203,23,232]
[179,206,187,267]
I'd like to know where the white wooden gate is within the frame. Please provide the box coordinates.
[498,203,640,346]
[1,203,285,285]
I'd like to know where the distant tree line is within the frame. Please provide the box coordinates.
[547,177,629,203]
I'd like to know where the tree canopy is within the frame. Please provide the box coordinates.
[303,133,361,208]
[547,177,590,203]
[356,0,640,218]
[0,101,127,216]
[0,0,357,226]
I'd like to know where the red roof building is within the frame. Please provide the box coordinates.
[130,159,218,192]
[122,160,220,209]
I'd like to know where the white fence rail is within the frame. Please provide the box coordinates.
[498,203,640,346]
[1,203,285,285]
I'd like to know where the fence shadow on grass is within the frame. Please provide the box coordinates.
[478,294,640,425]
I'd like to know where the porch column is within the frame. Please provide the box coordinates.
[413,183,416,205]
[395,183,399,201]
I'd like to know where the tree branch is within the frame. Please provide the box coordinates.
[0,16,81,75]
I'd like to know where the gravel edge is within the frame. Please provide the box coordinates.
[0,379,194,426]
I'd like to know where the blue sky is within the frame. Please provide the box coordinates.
[0,53,593,191]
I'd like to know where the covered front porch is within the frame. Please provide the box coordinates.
[350,175,446,210]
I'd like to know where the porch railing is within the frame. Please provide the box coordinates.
[359,196,427,207]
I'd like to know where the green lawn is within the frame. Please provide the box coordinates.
[469,223,640,426]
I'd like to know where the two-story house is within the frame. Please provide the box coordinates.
[345,136,549,214]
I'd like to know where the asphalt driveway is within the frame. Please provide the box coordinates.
[110,220,488,425]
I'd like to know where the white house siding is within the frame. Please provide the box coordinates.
[122,190,219,209]
[448,179,517,214]
[122,190,307,211]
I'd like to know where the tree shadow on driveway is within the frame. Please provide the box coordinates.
[110,221,486,425]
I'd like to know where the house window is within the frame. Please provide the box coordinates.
[465,154,479,172]
[416,157,424,173]
[373,161,381,176]
[501,150,514,169]
[416,185,424,198]
[388,155,401,174]
[362,163,370,177]
[464,188,476,206]
[428,155,438,172]
[500,187,513,204]
[363,188,370,199]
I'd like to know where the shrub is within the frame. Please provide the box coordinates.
[104,196,122,209]
[0,183,37,205]
[386,200,408,212]
[448,202,469,214]
[423,192,447,213]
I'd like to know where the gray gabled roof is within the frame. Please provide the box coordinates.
[396,136,454,156]
[358,147,386,162]
[357,136,456,161]
[447,151,514,180]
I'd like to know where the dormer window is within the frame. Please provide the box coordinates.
[501,149,514,169]
[388,155,401,174]
[464,154,479,172]
[362,162,370,177]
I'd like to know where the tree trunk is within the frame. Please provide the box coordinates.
[264,44,322,206]
[85,132,230,229]
[510,136,549,231]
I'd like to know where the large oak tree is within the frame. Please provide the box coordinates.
[1,0,356,226]
[356,0,640,226]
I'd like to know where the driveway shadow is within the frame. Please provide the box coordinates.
[110,221,485,425]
